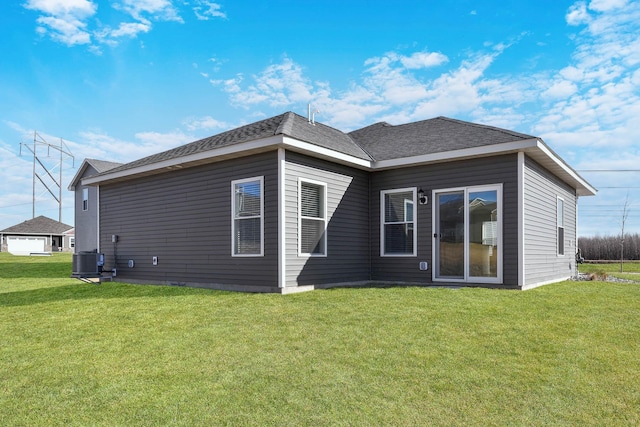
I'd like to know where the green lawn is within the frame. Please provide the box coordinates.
[1,252,639,426]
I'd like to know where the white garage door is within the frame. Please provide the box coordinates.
[7,237,46,255]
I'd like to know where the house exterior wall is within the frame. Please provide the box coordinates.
[98,151,279,291]
[370,154,520,287]
[283,151,370,287]
[523,156,577,287]
[87,147,580,292]
[75,164,100,253]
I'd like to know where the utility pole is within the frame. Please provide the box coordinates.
[620,193,630,273]
[19,131,74,223]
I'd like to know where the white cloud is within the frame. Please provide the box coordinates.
[535,0,640,155]
[542,80,579,99]
[133,130,193,151]
[113,0,183,23]
[193,1,227,20]
[208,48,520,129]
[217,58,316,107]
[73,129,192,163]
[566,1,591,26]
[24,0,96,17]
[107,21,152,38]
[24,0,97,45]
[23,0,224,49]
[588,0,628,12]
[183,116,229,131]
[399,51,449,69]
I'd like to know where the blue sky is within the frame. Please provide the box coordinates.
[1,0,639,236]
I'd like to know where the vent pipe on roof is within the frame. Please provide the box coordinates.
[307,104,320,126]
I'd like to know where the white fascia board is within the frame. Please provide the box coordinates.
[372,138,540,170]
[281,136,372,168]
[372,138,596,197]
[83,135,284,185]
[68,160,91,191]
[533,140,597,197]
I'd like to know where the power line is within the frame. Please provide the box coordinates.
[577,170,640,172]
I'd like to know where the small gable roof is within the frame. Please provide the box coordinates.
[68,158,123,191]
[0,216,73,234]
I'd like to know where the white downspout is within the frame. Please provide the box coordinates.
[278,148,286,289]
[518,152,525,288]
[96,185,100,253]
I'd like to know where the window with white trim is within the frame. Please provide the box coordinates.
[381,188,417,256]
[557,197,565,256]
[299,179,327,256]
[82,188,89,211]
[232,177,263,256]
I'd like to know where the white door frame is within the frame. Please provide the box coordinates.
[432,184,503,284]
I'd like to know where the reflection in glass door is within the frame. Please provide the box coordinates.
[468,189,498,280]
[436,191,465,279]
[434,186,501,283]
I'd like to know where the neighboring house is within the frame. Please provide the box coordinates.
[0,216,74,255]
[73,112,596,292]
[68,159,123,253]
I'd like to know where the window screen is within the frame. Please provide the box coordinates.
[82,188,89,211]
[233,178,263,256]
[557,197,565,256]
[300,181,326,255]
[382,189,415,255]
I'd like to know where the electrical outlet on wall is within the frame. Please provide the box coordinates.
[152,256,158,266]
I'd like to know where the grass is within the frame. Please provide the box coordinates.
[1,252,639,426]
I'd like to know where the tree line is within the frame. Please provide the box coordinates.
[578,233,640,260]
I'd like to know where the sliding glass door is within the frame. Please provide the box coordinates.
[434,185,502,283]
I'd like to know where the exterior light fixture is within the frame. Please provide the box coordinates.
[418,188,428,205]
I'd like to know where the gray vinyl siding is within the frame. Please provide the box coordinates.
[75,165,100,253]
[99,151,279,290]
[370,154,519,286]
[284,152,370,287]
[523,156,577,286]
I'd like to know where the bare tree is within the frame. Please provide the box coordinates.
[620,193,630,272]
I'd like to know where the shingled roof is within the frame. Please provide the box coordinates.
[86,158,123,173]
[102,112,372,176]
[81,111,595,196]
[348,116,535,161]
[0,216,73,234]
[68,158,124,191]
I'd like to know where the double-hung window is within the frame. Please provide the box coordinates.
[381,188,417,256]
[557,197,565,256]
[299,179,327,256]
[232,177,263,256]
[82,188,89,211]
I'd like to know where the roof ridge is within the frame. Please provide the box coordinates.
[436,116,534,140]
[275,111,296,135]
